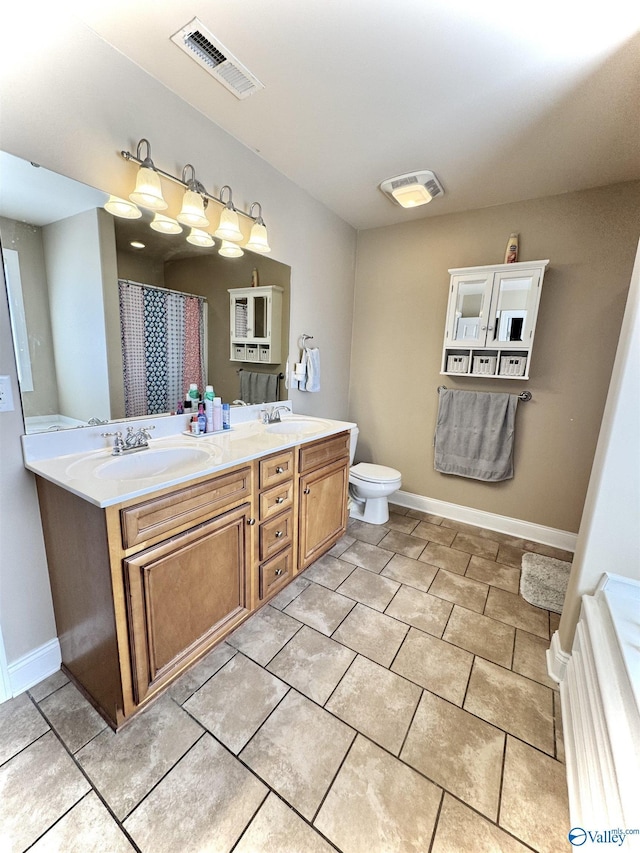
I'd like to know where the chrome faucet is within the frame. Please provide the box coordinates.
[264,405,291,424]
[103,425,155,455]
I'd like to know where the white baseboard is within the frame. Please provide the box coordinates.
[546,630,570,684]
[393,489,577,552]
[7,638,61,698]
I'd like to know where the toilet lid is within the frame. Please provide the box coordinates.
[351,462,402,483]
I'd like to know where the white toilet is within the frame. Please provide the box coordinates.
[349,426,402,525]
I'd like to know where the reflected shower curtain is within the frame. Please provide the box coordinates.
[119,280,206,418]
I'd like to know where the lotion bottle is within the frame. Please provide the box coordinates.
[204,385,214,432]
[197,403,206,434]
[504,233,519,264]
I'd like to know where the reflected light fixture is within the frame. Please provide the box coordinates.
[379,170,444,208]
[245,202,271,253]
[104,195,142,219]
[214,186,244,242]
[150,213,183,234]
[219,240,244,258]
[177,164,210,228]
[186,228,215,247]
[129,139,168,210]
[130,241,146,249]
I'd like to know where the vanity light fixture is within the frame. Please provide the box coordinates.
[218,240,244,258]
[104,195,142,219]
[150,213,183,234]
[214,186,244,243]
[186,228,215,247]
[115,139,270,254]
[245,202,271,253]
[177,164,210,228]
[379,170,445,208]
[128,139,168,211]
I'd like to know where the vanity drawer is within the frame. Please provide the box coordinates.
[259,508,294,561]
[259,450,294,489]
[121,465,252,549]
[259,480,294,521]
[298,431,350,473]
[259,546,293,601]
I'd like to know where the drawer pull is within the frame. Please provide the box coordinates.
[275,530,284,538]
[275,466,284,474]
[247,518,256,526]
[275,496,284,504]
[275,568,284,576]
[303,487,311,494]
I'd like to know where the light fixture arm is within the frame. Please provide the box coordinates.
[121,141,264,223]
[249,201,265,225]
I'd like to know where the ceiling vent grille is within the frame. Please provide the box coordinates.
[170,18,264,100]
[379,170,445,208]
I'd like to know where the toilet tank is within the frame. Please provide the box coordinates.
[349,425,359,466]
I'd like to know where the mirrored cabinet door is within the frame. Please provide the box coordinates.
[445,272,494,345]
[487,267,544,349]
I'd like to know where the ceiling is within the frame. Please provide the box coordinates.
[15,3,640,230]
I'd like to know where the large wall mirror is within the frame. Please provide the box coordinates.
[0,152,290,433]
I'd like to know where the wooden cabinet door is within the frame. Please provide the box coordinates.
[124,503,251,704]
[298,458,349,570]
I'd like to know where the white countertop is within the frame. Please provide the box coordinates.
[22,409,356,508]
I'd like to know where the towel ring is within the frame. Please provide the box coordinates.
[299,333,314,348]
[438,385,532,402]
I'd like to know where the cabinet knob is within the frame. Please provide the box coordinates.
[275,530,284,538]
[275,568,284,576]
[275,497,284,504]
[275,466,284,474]
[247,518,256,526]
[303,488,311,494]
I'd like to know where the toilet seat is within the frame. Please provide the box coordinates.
[350,462,402,484]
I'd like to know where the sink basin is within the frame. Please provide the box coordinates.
[95,447,210,480]
[265,419,328,435]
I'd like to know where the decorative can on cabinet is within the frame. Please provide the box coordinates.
[229,285,283,364]
[441,260,548,379]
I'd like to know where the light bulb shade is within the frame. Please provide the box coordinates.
[129,166,168,210]
[177,189,210,228]
[245,221,271,253]
[390,183,433,208]
[186,228,215,247]
[214,207,243,242]
[219,240,244,258]
[104,195,142,219]
[150,214,183,234]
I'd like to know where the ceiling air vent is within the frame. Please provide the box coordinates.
[379,170,445,208]
[170,18,264,100]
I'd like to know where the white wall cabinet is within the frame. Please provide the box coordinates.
[229,285,283,364]
[441,260,548,379]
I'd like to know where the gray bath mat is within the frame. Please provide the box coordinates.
[520,553,571,614]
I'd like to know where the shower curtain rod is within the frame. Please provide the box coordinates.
[437,385,532,402]
[119,279,206,303]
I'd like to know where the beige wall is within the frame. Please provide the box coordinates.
[350,182,640,533]
[0,18,355,672]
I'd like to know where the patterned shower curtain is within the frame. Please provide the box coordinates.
[119,280,207,417]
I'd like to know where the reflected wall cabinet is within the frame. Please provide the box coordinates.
[441,260,548,379]
[229,285,283,364]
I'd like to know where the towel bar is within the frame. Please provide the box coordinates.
[237,369,284,379]
[437,385,532,402]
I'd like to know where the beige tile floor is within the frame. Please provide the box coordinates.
[0,507,572,853]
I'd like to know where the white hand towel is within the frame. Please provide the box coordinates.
[298,348,309,391]
[285,354,298,390]
[304,347,321,392]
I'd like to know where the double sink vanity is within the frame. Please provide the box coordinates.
[23,408,355,730]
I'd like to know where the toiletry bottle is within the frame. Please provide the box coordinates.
[213,397,223,431]
[197,403,206,434]
[188,383,200,406]
[504,233,519,264]
[176,401,184,415]
[204,385,214,433]
[222,403,231,430]
[190,415,200,435]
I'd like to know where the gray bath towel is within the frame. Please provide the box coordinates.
[239,370,279,405]
[434,389,518,481]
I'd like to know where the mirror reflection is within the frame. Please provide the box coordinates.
[0,152,290,433]
[453,279,486,342]
[494,277,530,343]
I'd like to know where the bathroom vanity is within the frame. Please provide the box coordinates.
[24,415,352,729]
